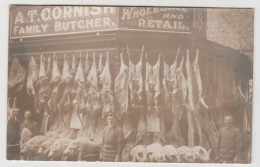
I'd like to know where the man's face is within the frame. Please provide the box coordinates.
[24,112,31,120]
[107,116,116,127]
[224,116,233,127]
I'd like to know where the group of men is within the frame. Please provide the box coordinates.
[7,105,242,163]
[7,108,39,160]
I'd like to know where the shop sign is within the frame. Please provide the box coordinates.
[10,6,119,38]
[119,7,206,37]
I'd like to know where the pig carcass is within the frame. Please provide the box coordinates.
[163,145,179,162]
[62,139,81,161]
[20,128,33,160]
[191,146,211,163]
[99,52,115,119]
[114,52,129,120]
[8,57,27,93]
[62,138,100,161]
[78,139,101,161]
[20,128,33,154]
[48,138,72,161]
[20,135,49,160]
[146,143,167,162]
[177,146,198,163]
[129,145,147,162]
[27,56,39,95]
[37,137,57,160]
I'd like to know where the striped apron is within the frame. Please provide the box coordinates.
[101,144,117,162]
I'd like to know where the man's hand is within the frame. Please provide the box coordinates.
[115,155,121,162]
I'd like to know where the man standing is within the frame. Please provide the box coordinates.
[100,113,124,162]
[20,111,39,136]
[216,114,242,163]
[7,107,21,160]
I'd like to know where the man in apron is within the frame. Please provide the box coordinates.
[100,113,124,162]
[216,114,242,163]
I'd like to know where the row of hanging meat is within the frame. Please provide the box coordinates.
[8,47,209,120]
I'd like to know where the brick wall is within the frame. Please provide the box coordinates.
[207,9,254,60]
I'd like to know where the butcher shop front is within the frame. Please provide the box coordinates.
[7,6,252,163]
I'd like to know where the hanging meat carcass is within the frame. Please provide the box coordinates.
[46,53,64,137]
[70,53,85,131]
[8,57,27,94]
[128,46,146,145]
[176,55,188,118]
[129,46,144,109]
[57,53,75,130]
[192,50,208,110]
[145,53,165,144]
[163,48,185,146]
[35,54,52,134]
[114,52,136,161]
[186,49,197,147]
[185,49,208,147]
[99,51,115,119]
[83,53,102,140]
[114,52,129,120]
[145,53,161,113]
[27,56,39,95]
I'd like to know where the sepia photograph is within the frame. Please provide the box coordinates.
[6,5,254,164]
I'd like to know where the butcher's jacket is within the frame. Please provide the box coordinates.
[101,125,124,161]
[217,125,242,162]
